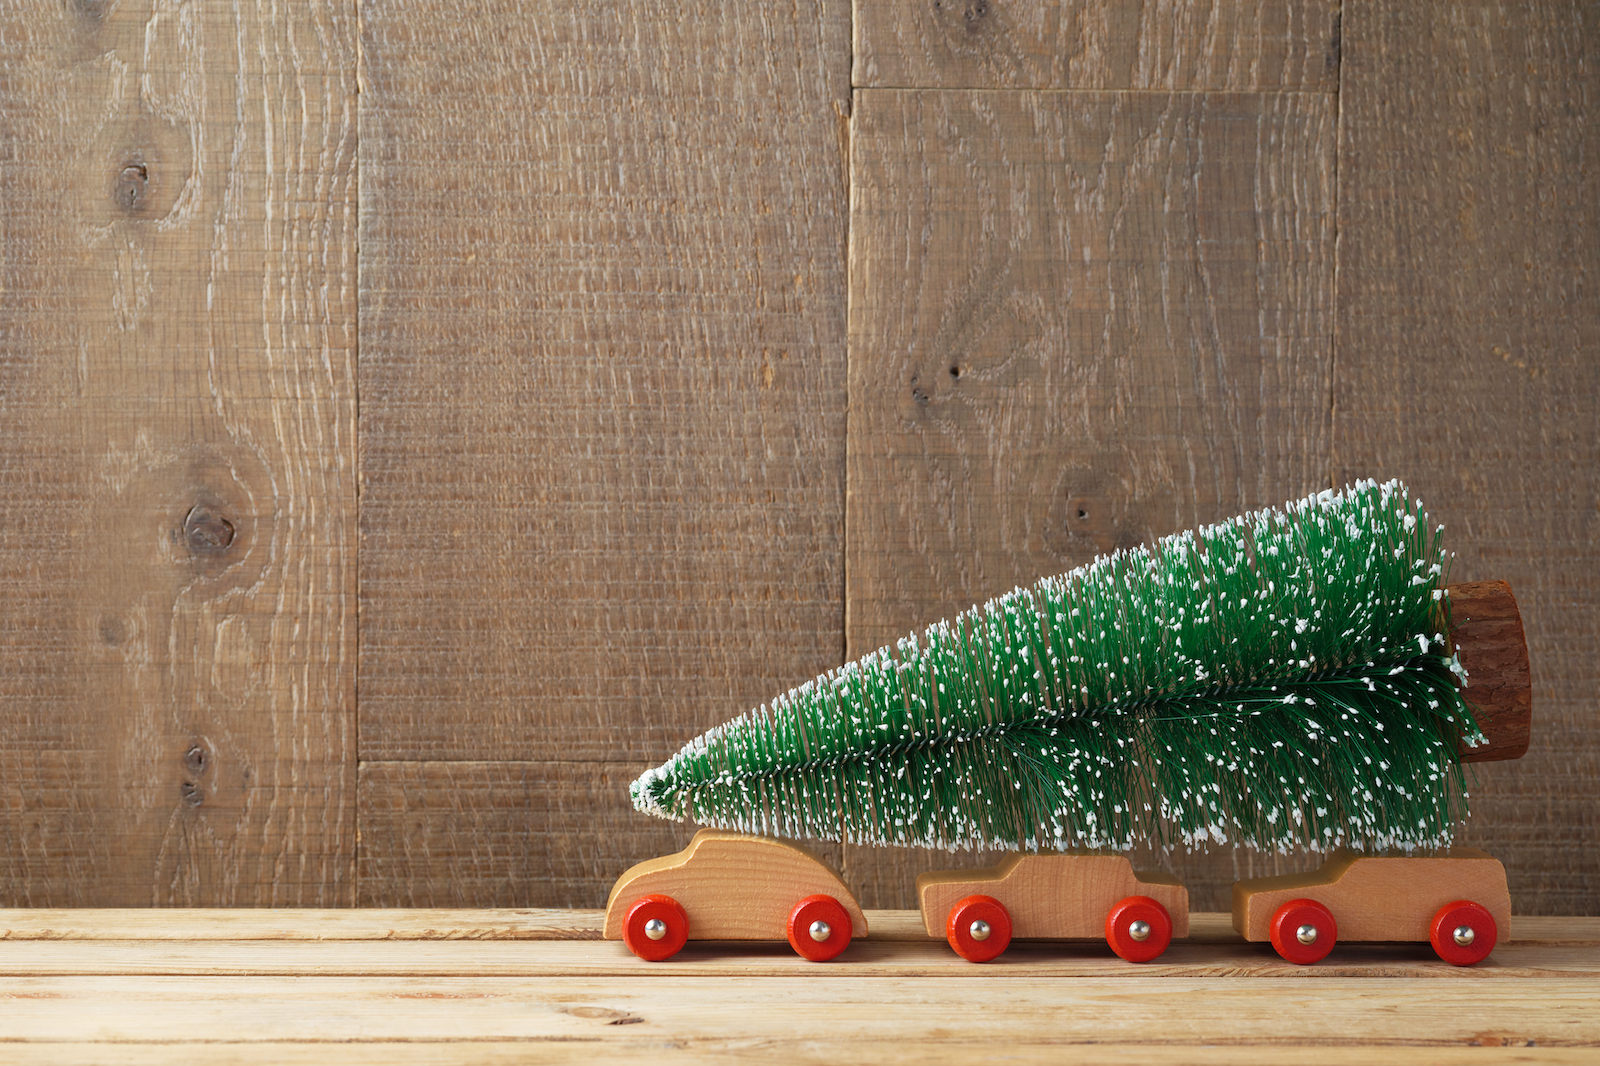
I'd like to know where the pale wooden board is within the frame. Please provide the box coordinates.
[356,0,851,907]
[854,0,1341,91]
[1,975,1597,1048]
[3,934,1599,978]
[1331,1,1600,917]
[2,909,1593,945]
[0,908,609,942]
[0,1046,1594,1066]
[845,87,1335,909]
[0,1,356,904]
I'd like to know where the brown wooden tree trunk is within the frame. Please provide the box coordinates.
[1449,581,1533,763]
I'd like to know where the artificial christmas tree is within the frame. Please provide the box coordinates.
[606,480,1532,964]
[635,480,1483,854]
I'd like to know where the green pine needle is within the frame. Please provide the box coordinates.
[632,480,1483,854]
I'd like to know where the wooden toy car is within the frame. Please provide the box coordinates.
[917,853,1190,962]
[1232,848,1512,965]
[604,829,868,961]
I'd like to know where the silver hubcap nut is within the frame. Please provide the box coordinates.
[1128,920,1151,942]
[644,918,668,942]
[969,919,991,941]
[1453,925,1476,947]
[1296,924,1319,945]
[809,919,831,943]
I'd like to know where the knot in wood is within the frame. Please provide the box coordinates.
[114,162,149,214]
[184,505,236,554]
[98,616,126,646]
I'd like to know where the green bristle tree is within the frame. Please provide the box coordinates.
[631,480,1484,854]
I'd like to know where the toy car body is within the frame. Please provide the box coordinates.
[917,852,1190,963]
[606,833,1511,968]
[1232,848,1511,965]
[604,829,868,961]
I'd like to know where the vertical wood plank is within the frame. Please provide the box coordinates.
[357,2,851,905]
[360,761,853,909]
[1334,2,1600,915]
[0,2,357,904]
[846,88,1335,908]
[854,0,1341,91]
[356,762,667,908]
[357,761,847,908]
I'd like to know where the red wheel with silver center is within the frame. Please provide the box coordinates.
[946,894,1013,963]
[1269,898,1337,965]
[787,893,853,961]
[1430,900,1497,966]
[1104,895,1173,962]
[622,893,689,961]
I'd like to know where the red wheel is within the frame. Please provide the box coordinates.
[1104,895,1174,963]
[1269,898,1337,964]
[622,893,689,961]
[787,894,853,962]
[1430,900,1497,966]
[946,895,1013,963]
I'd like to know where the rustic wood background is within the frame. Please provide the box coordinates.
[1,1,1593,914]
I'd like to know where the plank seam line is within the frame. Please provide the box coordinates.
[353,0,366,911]
[855,86,1342,96]
[1327,0,1344,494]
[358,759,652,767]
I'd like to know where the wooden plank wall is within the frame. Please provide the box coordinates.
[1332,1,1599,915]
[845,6,1339,905]
[1,2,357,904]
[1,0,1594,914]
[355,1,852,905]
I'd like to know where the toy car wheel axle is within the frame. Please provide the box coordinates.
[946,895,1013,963]
[1105,895,1174,963]
[787,894,853,962]
[622,894,690,961]
[1269,898,1338,965]
[1430,899,1497,966]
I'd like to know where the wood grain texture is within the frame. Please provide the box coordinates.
[357,761,694,908]
[0,908,607,941]
[2,975,1598,1054]
[602,830,867,940]
[1232,849,1512,943]
[2,908,1594,945]
[357,762,849,910]
[356,0,851,905]
[845,87,1334,909]
[9,1043,1600,1062]
[0,1,356,904]
[917,853,1189,939]
[1451,580,1534,762]
[1,910,1598,978]
[5,932,1600,979]
[854,0,1342,91]
[1332,1,1600,916]
[3,1048,1597,1066]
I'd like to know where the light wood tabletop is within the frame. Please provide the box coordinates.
[2,909,1597,1063]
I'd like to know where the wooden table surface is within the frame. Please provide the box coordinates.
[2,910,1598,1064]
